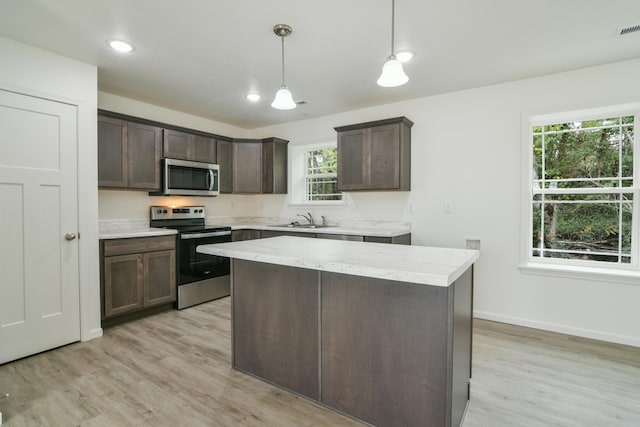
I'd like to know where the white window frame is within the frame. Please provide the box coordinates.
[289,142,345,207]
[519,103,640,284]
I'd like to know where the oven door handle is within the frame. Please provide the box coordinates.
[181,231,231,239]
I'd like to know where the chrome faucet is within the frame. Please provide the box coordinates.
[297,212,314,225]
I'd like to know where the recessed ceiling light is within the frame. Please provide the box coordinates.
[246,93,261,102]
[107,40,134,53]
[396,51,414,62]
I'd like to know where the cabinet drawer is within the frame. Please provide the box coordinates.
[103,235,176,256]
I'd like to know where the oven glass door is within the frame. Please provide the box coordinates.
[178,230,230,285]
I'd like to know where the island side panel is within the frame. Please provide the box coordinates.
[450,266,473,427]
[232,259,320,399]
[321,272,451,427]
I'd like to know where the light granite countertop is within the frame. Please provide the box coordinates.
[197,236,478,287]
[208,217,410,237]
[99,220,177,240]
[229,223,410,237]
[99,218,410,239]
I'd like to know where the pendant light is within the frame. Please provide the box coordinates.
[377,0,409,87]
[271,24,296,110]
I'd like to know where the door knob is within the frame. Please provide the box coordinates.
[64,233,76,241]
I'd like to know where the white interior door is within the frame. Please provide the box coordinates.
[0,89,80,364]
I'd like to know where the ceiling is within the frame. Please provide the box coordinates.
[2,0,640,129]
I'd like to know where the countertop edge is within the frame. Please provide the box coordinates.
[198,237,478,287]
[229,224,411,238]
[98,228,178,240]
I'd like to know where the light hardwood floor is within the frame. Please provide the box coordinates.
[0,297,639,426]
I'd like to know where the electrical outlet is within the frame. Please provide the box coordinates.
[444,201,453,214]
[466,239,481,251]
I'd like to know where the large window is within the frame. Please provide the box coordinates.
[304,147,341,201]
[527,106,639,270]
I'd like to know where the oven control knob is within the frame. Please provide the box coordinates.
[163,209,168,213]
[156,209,162,214]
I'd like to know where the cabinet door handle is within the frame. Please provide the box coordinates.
[64,233,77,241]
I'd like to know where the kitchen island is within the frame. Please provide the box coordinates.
[197,236,479,427]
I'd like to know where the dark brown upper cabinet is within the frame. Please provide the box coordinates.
[217,138,288,194]
[335,117,413,191]
[98,110,286,195]
[98,116,162,191]
[216,139,234,193]
[233,139,263,193]
[262,137,288,194]
[163,129,216,164]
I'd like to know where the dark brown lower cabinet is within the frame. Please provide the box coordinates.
[260,230,316,239]
[101,236,176,321]
[144,250,176,307]
[103,253,143,317]
[231,259,473,427]
[239,229,410,243]
[322,269,472,427]
[231,229,262,241]
[232,261,319,399]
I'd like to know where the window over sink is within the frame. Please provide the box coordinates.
[304,147,341,202]
[290,142,343,206]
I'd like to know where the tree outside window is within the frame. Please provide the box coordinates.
[531,114,636,264]
[305,148,341,201]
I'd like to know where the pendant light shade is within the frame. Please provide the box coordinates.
[377,56,409,87]
[271,86,296,110]
[378,0,409,87]
[272,24,296,110]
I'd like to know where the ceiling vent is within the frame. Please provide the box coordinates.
[616,23,640,37]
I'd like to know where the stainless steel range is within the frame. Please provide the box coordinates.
[150,206,231,309]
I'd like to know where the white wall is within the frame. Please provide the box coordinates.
[251,57,640,347]
[98,58,640,347]
[0,37,101,341]
[98,189,264,221]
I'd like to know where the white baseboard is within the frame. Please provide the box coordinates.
[474,310,640,348]
[81,327,103,342]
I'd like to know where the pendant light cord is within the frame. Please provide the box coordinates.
[390,0,395,57]
[280,34,286,87]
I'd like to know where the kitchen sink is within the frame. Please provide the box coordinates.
[267,223,332,229]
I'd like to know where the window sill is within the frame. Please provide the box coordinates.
[519,262,640,286]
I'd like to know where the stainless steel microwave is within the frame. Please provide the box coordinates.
[161,158,220,196]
